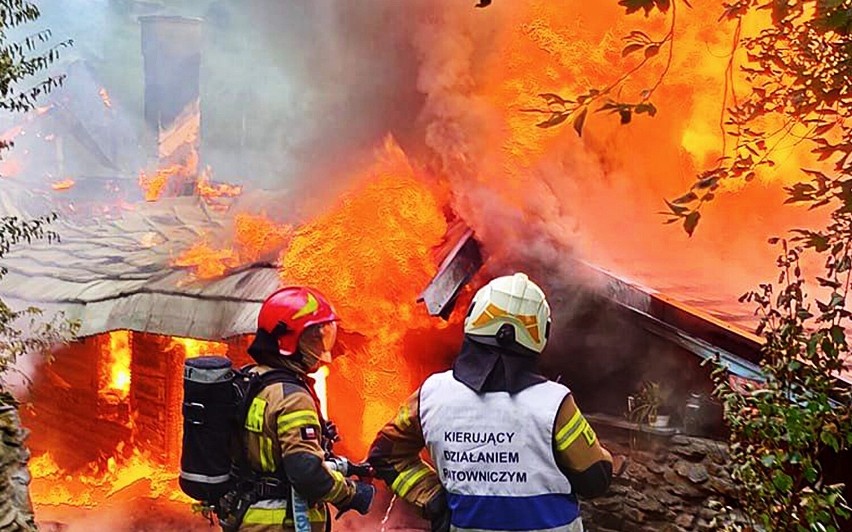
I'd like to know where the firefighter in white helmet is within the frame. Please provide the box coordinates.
[368,273,614,531]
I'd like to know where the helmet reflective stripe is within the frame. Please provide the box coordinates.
[470,302,542,343]
[292,292,319,320]
[464,272,551,354]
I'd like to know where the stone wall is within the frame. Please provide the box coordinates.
[0,403,36,532]
[583,429,742,532]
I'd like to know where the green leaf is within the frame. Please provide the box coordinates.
[622,43,644,57]
[772,471,794,492]
[618,0,659,16]
[573,107,588,137]
[695,176,719,189]
[672,191,698,204]
[830,325,846,344]
[664,199,688,215]
[821,431,839,451]
[539,93,568,105]
[684,211,701,237]
[829,292,844,308]
[817,277,842,289]
[537,112,570,129]
[635,102,658,116]
[804,465,819,483]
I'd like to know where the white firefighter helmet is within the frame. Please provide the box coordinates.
[464,272,551,354]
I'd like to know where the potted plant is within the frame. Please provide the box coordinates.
[627,380,666,427]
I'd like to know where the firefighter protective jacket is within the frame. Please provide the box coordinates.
[237,366,356,531]
[369,370,610,531]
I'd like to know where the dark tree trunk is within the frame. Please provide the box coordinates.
[0,404,36,532]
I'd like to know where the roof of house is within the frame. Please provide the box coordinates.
[0,191,796,384]
[0,193,281,340]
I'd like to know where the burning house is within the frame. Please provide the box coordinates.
[0,181,775,529]
[3,1,852,531]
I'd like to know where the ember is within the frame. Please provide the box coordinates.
[50,179,75,191]
[98,87,112,109]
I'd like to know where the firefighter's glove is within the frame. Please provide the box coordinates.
[347,461,375,479]
[334,482,375,519]
[424,491,450,532]
[325,421,341,443]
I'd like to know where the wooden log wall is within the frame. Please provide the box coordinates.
[130,333,184,467]
[22,336,131,470]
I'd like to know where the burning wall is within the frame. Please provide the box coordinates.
[25,332,242,508]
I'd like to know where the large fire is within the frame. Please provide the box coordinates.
[281,137,459,455]
[23,1,833,527]
[31,332,230,515]
[29,450,190,509]
[443,0,821,298]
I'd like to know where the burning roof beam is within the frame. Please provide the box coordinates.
[140,15,203,197]
[418,226,483,319]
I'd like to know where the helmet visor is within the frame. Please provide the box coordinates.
[299,321,338,364]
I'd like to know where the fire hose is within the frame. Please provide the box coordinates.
[325,456,375,479]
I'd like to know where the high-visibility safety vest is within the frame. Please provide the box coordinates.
[420,371,580,532]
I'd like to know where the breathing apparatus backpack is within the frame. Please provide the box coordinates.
[178,355,316,506]
[179,356,237,503]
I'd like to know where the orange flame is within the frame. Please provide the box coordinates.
[234,213,293,262]
[311,366,329,419]
[173,213,293,279]
[281,137,453,454]
[29,450,191,509]
[197,167,243,208]
[51,178,75,191]
[399,0,822,308]
[138,165,179,202]
[168,336,229,358]
[99,331,131,403]
[173,240,238,279]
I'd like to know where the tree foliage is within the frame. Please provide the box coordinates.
[0,0,72,156]
[0,2,77,405]
[489,0,852,528]
[711,237,852,530]
[0,215,78,404]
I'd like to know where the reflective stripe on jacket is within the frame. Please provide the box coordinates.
[237,498,327,532]
[237,366,355,531]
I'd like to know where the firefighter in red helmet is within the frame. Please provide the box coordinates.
[221,286,374,531]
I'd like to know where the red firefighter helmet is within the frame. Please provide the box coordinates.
[257,286,339,358]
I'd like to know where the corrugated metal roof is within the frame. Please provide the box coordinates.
[0,196,281,340]
[578,260,764,355]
